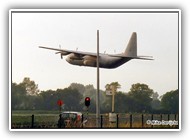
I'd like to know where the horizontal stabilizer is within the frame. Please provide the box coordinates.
[134,57,154,60]
[137,55,153,58]
[108,54,154,60]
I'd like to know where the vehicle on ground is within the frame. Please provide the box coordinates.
[58,111,83,128]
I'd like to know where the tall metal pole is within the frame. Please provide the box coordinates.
[96,30,100,127]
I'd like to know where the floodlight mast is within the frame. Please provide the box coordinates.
[96,30,100,127]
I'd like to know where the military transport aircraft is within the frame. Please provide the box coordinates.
[39,32,153,69]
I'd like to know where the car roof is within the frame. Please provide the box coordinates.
[61,111,82,115]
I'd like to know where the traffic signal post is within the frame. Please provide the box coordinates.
[85,97,90,120]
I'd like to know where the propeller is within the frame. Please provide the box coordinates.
[54,44,63,59]
[55,52,63,59]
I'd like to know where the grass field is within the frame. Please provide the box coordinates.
[11,110,179,129]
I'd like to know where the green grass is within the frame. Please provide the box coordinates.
[11,110,60,128]
[12,110,60,115]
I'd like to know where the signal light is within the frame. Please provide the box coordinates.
[85,97,90,107]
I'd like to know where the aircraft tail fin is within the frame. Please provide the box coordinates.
[124,32,137,57]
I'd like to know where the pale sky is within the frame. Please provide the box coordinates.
[11,10,179,95]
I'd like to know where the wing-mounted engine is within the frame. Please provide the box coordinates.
[67,53,83,60]
[66,53,84,66]
[83,55,97,66]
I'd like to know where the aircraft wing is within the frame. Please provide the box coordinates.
[108,54,154,60]
[39,46,97,57]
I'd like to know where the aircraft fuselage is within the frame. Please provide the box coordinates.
[65,53,131,69]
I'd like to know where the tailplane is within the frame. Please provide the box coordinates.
[109,32,153,60]
[124,32,137,57]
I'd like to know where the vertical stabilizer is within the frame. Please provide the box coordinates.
[124,32,137,57]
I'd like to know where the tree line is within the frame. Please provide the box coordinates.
[11,77,179,114]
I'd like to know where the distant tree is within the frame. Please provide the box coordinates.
[11,82,27,109]
[69,83,98,112]
[160,89,179,114]
[20,77,39,96]
[39,90,56,110]
[151,99,161,110]
[56,88,83,111]
[105,82,121,92]
[115,92,128,113]
[101,96,112,113]
[69,83,85,94]
[150,92,161,112]
[13,77,179,114]
[128,83,154,113]
[83,84,96,99]
[152,92,159,100]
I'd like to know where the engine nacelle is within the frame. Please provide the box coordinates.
[83,55,97,66]
[66,53,83,65]
[67,53,82,60]
[83,60,96,66]
[66,54,97,67]
[66,57,83,66]
[83,55,96,60]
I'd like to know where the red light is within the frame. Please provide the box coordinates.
[85,97,90,107]
[57,99,63,106]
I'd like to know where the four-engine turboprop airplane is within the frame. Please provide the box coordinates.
[39,32,153,69]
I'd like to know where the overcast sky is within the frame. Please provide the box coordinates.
[11,10,179,95]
